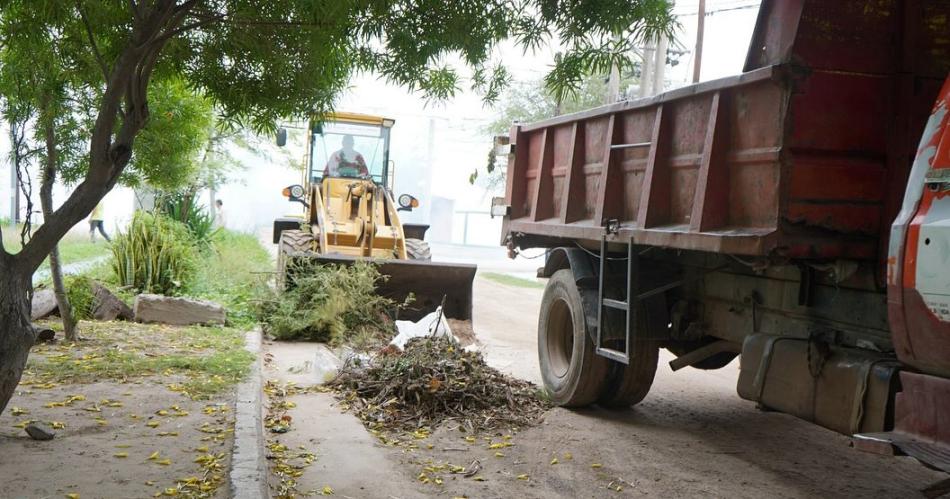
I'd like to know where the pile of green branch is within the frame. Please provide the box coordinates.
[329,336,550,433]
[255,261,398,345]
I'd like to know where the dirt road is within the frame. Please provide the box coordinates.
[466,276,947,497]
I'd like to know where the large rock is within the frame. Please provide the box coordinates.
[31,289,59,320]
[133,294,226,326]
[92,282,133,321]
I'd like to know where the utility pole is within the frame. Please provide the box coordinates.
[653,32,669,95]
[693,0,706,83]
[606,34,622,105]
[606,64,621,105]
[639,40,655,98]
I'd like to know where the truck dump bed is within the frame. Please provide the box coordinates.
[502,0,950,261]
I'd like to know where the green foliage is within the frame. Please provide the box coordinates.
[2,1,676,132]
[158,193,220,249]
[110,212,197,295]
[64,275,96,320]
[188,230,273,330]
[256,262,398,344]
[121,78,215,190]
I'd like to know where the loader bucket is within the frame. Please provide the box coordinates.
[311,255,476,322]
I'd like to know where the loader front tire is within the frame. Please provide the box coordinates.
[539,269,608,407]
[277,229,315,289]
[405,238,431,261]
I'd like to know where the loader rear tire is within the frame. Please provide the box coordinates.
[538,269,608,407]
[405,238,431,261]
[277,229,315,289]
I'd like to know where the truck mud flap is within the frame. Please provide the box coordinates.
[311,255,476,322]
[737,334,900,435]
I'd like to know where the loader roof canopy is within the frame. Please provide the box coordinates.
[310,115,392,184]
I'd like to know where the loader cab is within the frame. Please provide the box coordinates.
[309,113,394,189]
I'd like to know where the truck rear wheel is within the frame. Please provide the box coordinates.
[277,229,315,289]
[597,310,660,408]
[539,269,608,407]
[405,238,431,261]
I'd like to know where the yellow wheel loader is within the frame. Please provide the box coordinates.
[272,112,476,321]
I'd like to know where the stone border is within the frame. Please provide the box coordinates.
[229,329,269,498]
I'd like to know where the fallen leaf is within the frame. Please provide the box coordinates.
[114,452,129,458]
[321,486,334,496]
[65,494,80,499]
[148,451,160,460]
[494,452,505,458]
[563,452,573,460]
[156,458,172,466]
[591,463,603,469]
[11,406,28,416]
[146,421,160,428]
[517,474,529,481]
[551,457,559,465]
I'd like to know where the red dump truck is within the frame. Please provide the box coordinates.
[495,0,950,470]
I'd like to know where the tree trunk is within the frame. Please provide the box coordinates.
[0,262,35,415]
[40,107,78,341]
[0,0,191,416]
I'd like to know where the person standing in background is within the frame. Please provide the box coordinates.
[214,199,227,229]
[89,202,110,242]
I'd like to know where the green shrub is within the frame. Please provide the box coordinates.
[64,275,96,320]
[255,261,400,345]
[111,212,197,295]
[188,230,272,329]
[159,193,220,249]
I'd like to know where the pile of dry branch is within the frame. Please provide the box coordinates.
[329,337,549,433]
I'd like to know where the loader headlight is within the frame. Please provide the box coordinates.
[283,184,305,200]
[398,194,419,211]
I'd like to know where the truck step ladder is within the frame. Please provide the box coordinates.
[596,236,638,364]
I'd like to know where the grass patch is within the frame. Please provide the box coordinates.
[481,272,545,289]
[26,321,253,399]
[82,229,272,329]
[2,226,111,270]
[187,230,272,329]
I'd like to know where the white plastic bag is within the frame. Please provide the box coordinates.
[390,307,454,350]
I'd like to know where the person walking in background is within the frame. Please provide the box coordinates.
[214,199,227,229]
[89,202,110,242]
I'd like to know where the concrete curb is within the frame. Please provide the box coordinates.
[229,329,269,499]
